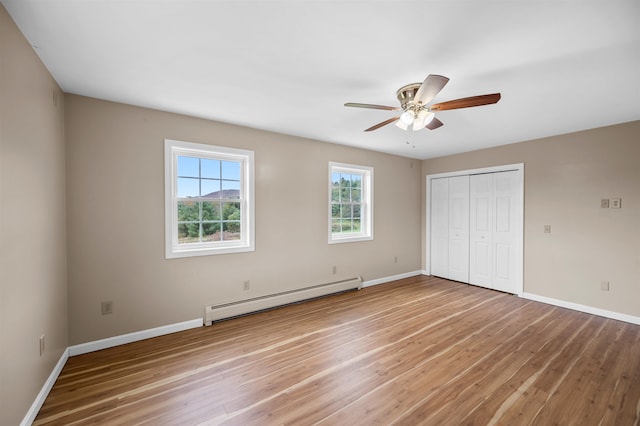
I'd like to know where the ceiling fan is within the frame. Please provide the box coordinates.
[345,74,501,132]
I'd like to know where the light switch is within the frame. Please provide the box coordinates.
[544,225,551,233]
[601,199,610,208]
[611,198,621,209]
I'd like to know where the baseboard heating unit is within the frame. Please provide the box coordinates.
[204,276,362,326]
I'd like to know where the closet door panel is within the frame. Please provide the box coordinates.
[469,174,493,288]
[430,178,449,278]
[448,175,469,283]
[492,171,520,293]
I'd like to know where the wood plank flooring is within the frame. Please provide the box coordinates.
[34,276,640,425]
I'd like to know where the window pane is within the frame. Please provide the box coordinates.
[202,201,221,221]
[340,186,350,202]
[177,156,199,178]
[177,177,199,198]
[341,204,352,219]
[340,173,352,188]
[341,219,352,232]
[202,222,221,242]
[178,223,201,244]
[222,180,241,198]
[178,200,199,222]
[222,202,241,221]
[201,158,220,179]
[221,161,241,181]
[223,222,241,240]
[331,187,340,203]
[353,219,361,232]
[351,188,361,203]
[351,174,361,188]
[201,179,220,197]
[331,204,340,218]
[178,223,189,241]
[353,204,361,219]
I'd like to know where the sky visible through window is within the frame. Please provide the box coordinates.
[177,156,241,198]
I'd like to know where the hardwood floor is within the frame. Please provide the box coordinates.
[35,276,640,425]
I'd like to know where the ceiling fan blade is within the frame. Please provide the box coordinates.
[426,117,444,130]
[429,93,501,111]
[345,102,401,111]
[414,74,450,105]
[364,116,400,132]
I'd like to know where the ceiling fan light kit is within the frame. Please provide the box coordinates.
[345,74,501,133]
[399,110,415,125]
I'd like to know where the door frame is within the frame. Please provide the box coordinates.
[425,163,525,295]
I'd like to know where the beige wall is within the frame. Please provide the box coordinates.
[0,5,68,425]
[65,95,423,345]
[422,121,640,317]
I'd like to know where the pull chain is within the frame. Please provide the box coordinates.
[405,128,416,149]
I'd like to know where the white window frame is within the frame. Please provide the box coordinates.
[164,139,255,259]
[328,162,373,244]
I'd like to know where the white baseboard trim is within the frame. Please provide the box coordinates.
[362,270,423,288]
[68,318,203,356]
[21,348,69,426]
[521,292,640,325]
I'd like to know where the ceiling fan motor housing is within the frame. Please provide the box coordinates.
[396,83,422,110]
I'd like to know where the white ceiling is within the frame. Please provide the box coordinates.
[3,1,639,159]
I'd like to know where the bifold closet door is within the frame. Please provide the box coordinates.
[430,175,469,283]
[469,171,520,293]
[469,174,493,288]
[491,171,520,293]
[448,175,469,283]
[430,178,449,278]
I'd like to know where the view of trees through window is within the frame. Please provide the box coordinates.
[176,155,242,243]
[331,172,362,234]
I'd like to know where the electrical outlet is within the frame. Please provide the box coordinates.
[39,335,45,356]
[601,199,610,208]
[243,280,250,290]
[394,256,398,263]
[544,225,551,233]
[601,281,610,291]
[101,301,113,315]
[332,265,337,274]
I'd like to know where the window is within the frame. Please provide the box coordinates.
[329,162,373,243]
[165,139,254,258]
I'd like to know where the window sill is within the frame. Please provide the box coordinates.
[328,235,373,245]
[166,243,255,259]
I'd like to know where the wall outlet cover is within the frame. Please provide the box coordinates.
[101,301,113,315]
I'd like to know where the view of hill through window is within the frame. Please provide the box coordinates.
[176,156,242,243]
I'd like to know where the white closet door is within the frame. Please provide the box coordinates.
[492,170,520,293]
[430,178,449,278]
[448,175,469,283]
[469,174,493,288]
[429,166,522,294]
